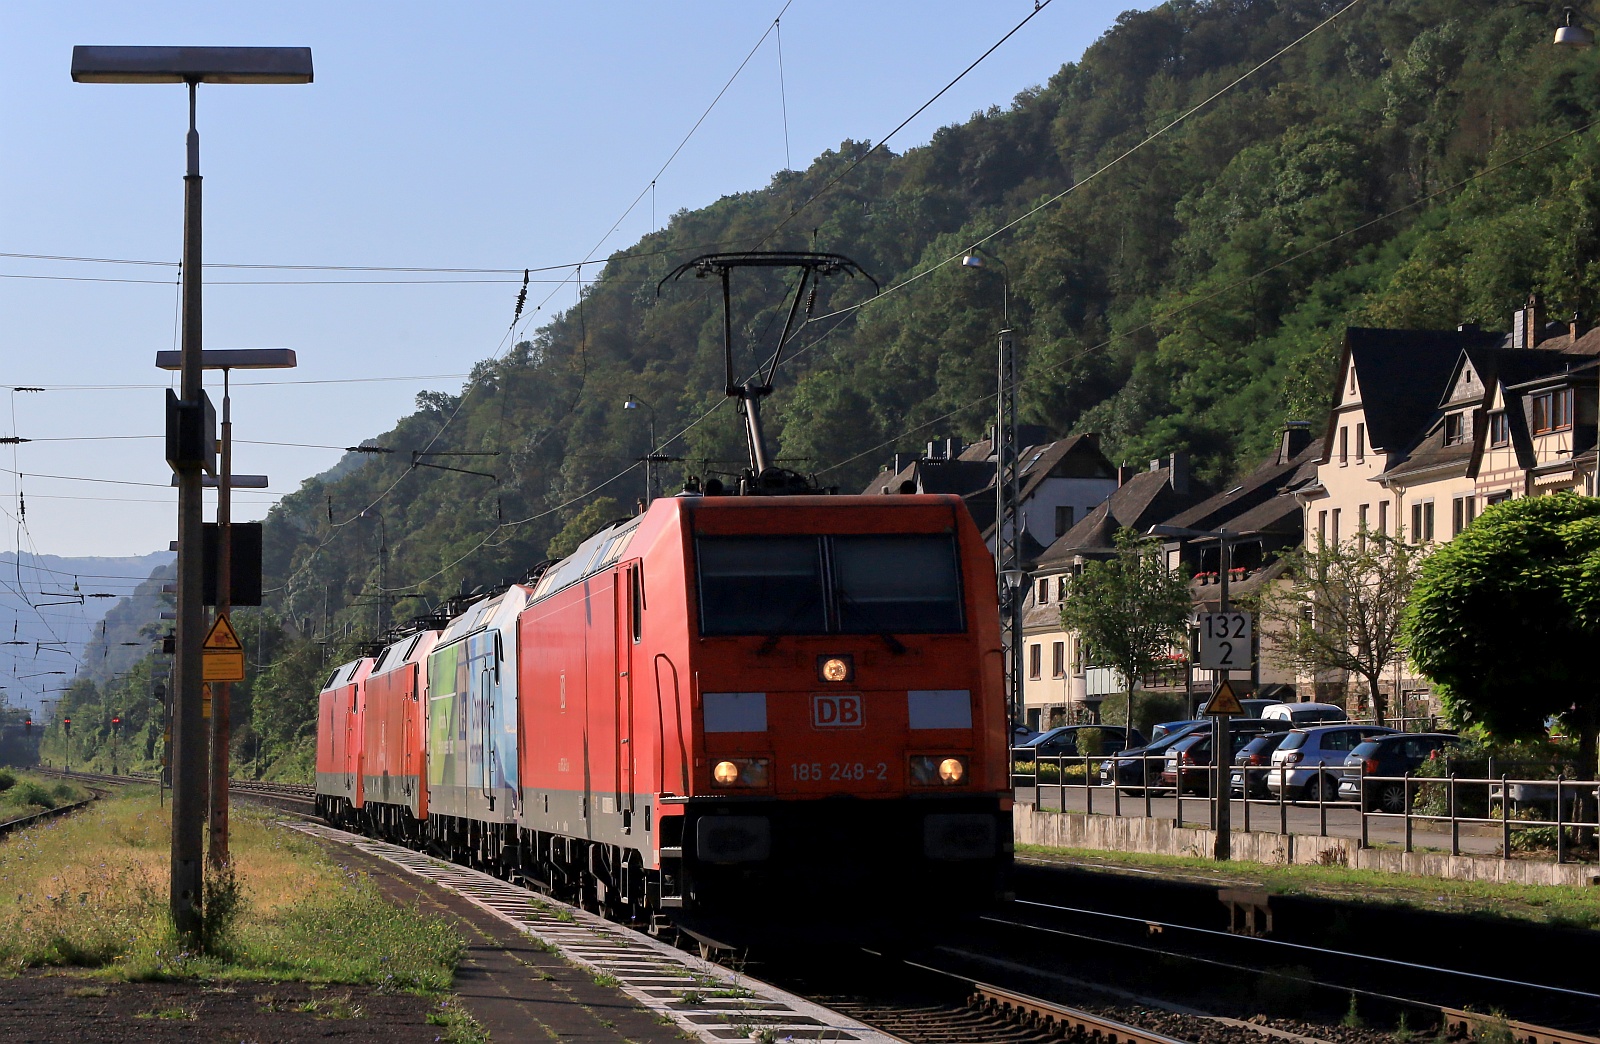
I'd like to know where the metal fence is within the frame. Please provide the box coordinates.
[1011,748,1600,865]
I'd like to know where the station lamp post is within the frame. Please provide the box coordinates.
[72,44,312,943]
[623,395,657,505]
[964,247,1025,727]
[158,347,294,868]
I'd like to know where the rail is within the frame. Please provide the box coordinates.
[1012,747,1600,865]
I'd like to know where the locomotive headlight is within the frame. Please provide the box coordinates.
[817,655,854,683]
[711,758,770,787]
[910,755,968,786]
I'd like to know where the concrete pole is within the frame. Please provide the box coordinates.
[171,80,206,941]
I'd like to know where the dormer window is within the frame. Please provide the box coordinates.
[1443,412,1467,446]
[1531,389,1574,435]
[1489,411,1510,447]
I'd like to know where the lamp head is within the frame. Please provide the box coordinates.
[961,254,985,269]
[624,398,639,410]
[1557,8,1595,47]
[1001,567,1026,590]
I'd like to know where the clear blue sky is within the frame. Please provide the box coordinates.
[1,0,1142,559]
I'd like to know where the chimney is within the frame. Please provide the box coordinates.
[1513,291,1546,349]
[946,437,962,459]
[1278,420,1313,464]
[1167,451,1190,494]
[926,440,940,460]
[1572,311,1587,344]
[892,453,902,476]
[1117,464,1135,487]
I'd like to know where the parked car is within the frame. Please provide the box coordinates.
[1260,701,1349,726]
[1231,732,1295,797]
[1012,723,1041,745]
[1195,697,1280,718]
[1266,724,1398,800]
[1017,724,1148,759]
[1151,719,1205,742]
[1337,733,1462,811]
[1099,722,1210,793]
[1160,719,1294,795]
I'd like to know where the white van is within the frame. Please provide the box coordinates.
[1259,701,1348,725]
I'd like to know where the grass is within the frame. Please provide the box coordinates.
[1017,843,1600,929]
[426,996,491,1044]
[0,786,467,988]
[0,770,89,818]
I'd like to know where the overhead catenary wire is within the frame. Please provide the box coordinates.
[269,2,803,609]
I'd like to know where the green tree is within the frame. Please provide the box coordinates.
[1058,529,1192,727]
[1257,529,1423,726]
[546,497,624,560]
[1404,493,1600,775]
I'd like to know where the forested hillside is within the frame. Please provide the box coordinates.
[58,0,1600,776]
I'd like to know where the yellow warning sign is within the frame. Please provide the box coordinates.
[202,614,246,681]
[1206,678,1244,715]
[204,613,243,651]
[201,683,212,719]
[204,651,245,682]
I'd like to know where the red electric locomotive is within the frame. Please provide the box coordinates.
[509,490,1010,942]
[314,654,373,822]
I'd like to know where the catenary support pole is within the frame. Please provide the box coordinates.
[172,79,206,940]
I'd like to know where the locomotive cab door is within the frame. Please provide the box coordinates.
[617,561,641,830]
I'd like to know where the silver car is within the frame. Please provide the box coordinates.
[1266,724,1397,801]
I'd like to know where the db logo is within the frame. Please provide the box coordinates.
[811,693,864,729]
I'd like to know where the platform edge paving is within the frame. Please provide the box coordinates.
[288,821,900,1044]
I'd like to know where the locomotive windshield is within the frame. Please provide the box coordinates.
[696,533,963,636]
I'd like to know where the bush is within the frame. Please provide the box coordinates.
[1099,691,1186,737]
[10,781,56,810]
[0,769,15,792]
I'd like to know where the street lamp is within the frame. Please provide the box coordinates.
[157,347,294,870]
[624,395,657,505]
[73,43,312,944]
[965,246,1023,727]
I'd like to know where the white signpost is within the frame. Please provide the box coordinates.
[1197,611,1252,672]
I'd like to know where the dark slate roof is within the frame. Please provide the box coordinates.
[1334,327,1506,457]
[1035,465,1207,567]
[1381,422,1473,483]
[1164,436,1324,536]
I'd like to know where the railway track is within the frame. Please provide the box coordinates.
[15,772,1594,1044]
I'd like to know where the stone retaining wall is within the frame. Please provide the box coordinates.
[1015,804,1600,887]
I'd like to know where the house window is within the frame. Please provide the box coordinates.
[1339,426,1348,465]
[1055,505,1074,537]
[1452,495,1476,536]
[1029,643,1042,680]
[1348,365,1356,394]
[1489,411,1510,447]
[1411,500,1435,543]
[1486,490,1512,507]
[1443,412,1466,446]
[1358,504,1369,550]
[1318,510,1328,545]
[1532,389,1574,434]
[1331,507,1341,545]
[1378,501,1389,536]
[1355,423,1365,463]
[1037,578,1049,604]
[1051,641,1065,678]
